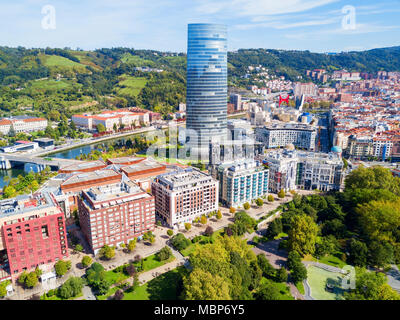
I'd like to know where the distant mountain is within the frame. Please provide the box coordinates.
[0,45,398,119]
[228,46,400,81]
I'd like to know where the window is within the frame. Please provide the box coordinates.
[41,225,49,239]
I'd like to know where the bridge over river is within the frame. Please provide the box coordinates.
[0,154,83,172]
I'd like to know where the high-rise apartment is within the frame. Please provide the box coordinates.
[186,23,228,154]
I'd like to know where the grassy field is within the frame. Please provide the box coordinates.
[121,53,155,67]
[98,266,187,300]
[304,253,347,269]
[40,54,87,69]
[306,265,346,300]
[116,75,148,98]
[295,281,305,295]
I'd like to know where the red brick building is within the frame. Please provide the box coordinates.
[0,193,68,280]
[78,180,155,254]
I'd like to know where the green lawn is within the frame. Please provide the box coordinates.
[138,254,175,272]
[313,253,347,268]
[274,232,288,240]
[98,266,187,300]
[30,79,74,91]
[116,75,148,98]
[104,268,130,285]
[295,281,305,295]
[306,265,346,300]
[41,54,87,68]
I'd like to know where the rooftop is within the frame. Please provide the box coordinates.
[0,192,57,219]
[60,160,106,172]
[121,158,166,175]
[61,169,121,187]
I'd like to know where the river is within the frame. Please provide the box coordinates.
[0,132,147,188]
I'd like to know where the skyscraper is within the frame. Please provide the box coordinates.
[186,23,228,156]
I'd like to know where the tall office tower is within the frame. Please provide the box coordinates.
[186,24,228,158]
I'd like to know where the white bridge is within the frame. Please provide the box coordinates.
[0,154,83,172]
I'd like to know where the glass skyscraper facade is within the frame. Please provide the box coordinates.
[186,23,228,152]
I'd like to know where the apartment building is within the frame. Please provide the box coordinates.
[151,168,218,228]
[256,123,317,151]
[0,117,48,135]
[72,109,150,131]
[78,179,155,254]
[264,148,345,192]
[0,192,68,280]
[213,160,269,207]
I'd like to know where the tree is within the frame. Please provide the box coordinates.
[267,195,274,202]
[100,245,115,260]
[127,239,137,252]
[74,244,84,253]
[254,280,282,300]
[256,198,264,207]
[184,223,192,231]
[276,267,288,283]
[58,277,84,299]
[266,218,282,239]
[243,202,250,210]
[257,254,276,279]
[2,185,16,199]
[278,189,286,199]
[167,229,174,237]
[81,256,93,268]
[216,210,222,220]
[157,246,172,261]
[229,207,236,214]
[200,215,208,225]
[24,272,38,288]
[55,260,69,277]
[113,123,118,132]
[114,289,124,300]
[288,215,318,257]
[347,239,368,267]
[125,263,136,276]
[287,251,302,271]
[290,262,307,284]
[170,233,191,251]
[345,268,400,300]
[357,199,400,244]
[204,226,214,237]
[182,269,231,300]
[0,280,10,298]
[368,241,394,269]
[315,235,339,258]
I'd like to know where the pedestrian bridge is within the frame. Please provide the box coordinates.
[0,154,83,172]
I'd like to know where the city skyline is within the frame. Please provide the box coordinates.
[0,0,399,53]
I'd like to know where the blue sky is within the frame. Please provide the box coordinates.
[1,0,400,53]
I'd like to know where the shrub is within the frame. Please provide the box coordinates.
[200,215,207,225]
[167,229,174,237]
[184,223,192,231]
[216,210,222,219]
[170,233,191,251]
[267,195,274,202]
[157,246,172,261]
[278,189,286,199]
[75,244,84,252]
[81,256,93,268]
[243,202,250,210]
[255,198,264,207]
[125,263,136,276]
[229,207,236,214]
[114,289,124,300]
[100,245,115,260]
[204,226,214,237]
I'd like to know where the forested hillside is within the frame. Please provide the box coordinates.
[0,45,399,120]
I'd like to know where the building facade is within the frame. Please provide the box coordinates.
[256,123,317,151]
[264,149,345,193]
[0,193,68,279]
[186,23,228,152]
[78,180,155,254]
[214,160,269,207]
[151,168,218,228]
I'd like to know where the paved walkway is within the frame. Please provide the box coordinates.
[386,265,400,293]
